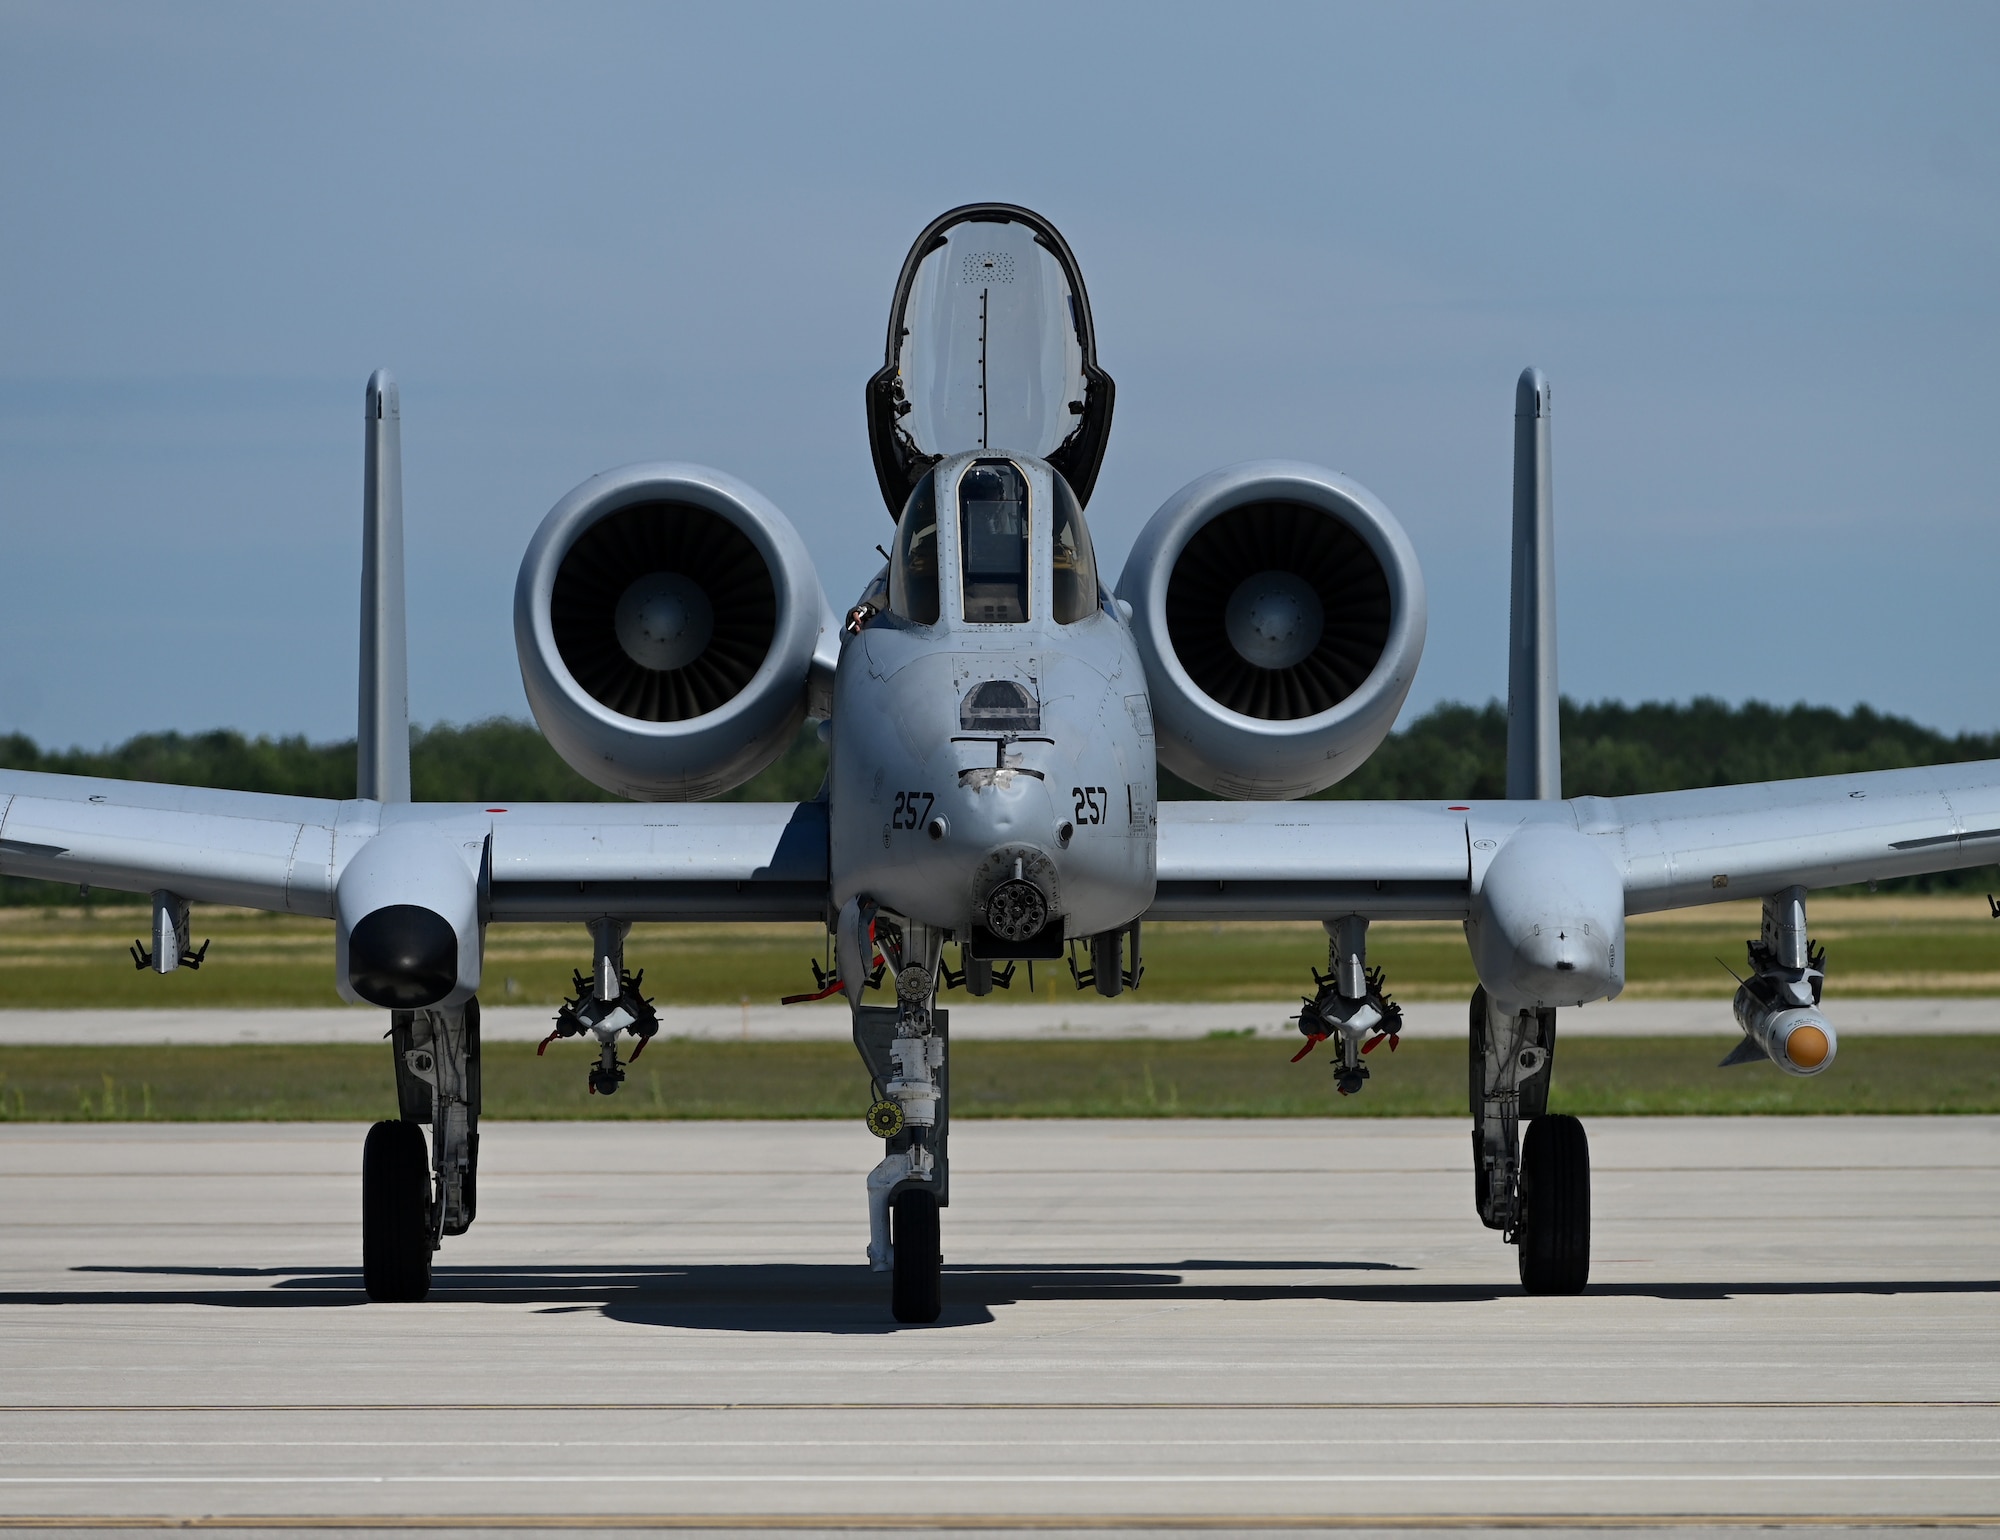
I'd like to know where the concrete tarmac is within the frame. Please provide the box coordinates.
[3,995,1998,1044]
[0,1117,1994,1536]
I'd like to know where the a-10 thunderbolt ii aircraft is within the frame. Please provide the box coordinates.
[5,202,1997,1322]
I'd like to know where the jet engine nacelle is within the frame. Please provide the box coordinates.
[1116,462,1426,799]
[1468,823,1626,1010]
[335,822,484,1010]
[515,464,832,800]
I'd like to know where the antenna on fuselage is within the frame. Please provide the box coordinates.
[1506,367,1559,801]
[358,369,411,803]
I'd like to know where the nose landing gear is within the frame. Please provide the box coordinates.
[852,917,948,1323]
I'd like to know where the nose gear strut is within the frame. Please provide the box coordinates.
[848,912,949,1322]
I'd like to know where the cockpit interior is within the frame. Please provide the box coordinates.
[885,456,1101,630]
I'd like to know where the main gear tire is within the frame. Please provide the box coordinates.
[889,1187,942,1323]
[1467,986,1487,1120]
[1468,988,1490,1218]
[1517,1113,1590,1296]
[362,1118,434,1302]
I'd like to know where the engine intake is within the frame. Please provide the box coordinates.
[516,464,830,800]
[1167,501,1391,719]
[1118,461,1426,798]
[552,501,775,721]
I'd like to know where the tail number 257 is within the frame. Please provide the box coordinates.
[1071,785,1109,825]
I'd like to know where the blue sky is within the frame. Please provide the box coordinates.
[2,2,1995,747]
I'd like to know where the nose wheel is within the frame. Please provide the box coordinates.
[890,1188,942,1322]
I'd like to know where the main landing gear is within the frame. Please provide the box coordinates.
[1469,986,1589,1293]
[362,999,481,1302]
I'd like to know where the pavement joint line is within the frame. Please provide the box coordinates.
[2,1516,2000,1531]
[3,1402,1995,1413]
[5,1475,1999,1486]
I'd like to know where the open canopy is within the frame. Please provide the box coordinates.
[867,203,1114,518]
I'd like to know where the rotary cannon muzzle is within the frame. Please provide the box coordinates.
[983,878,1049,943]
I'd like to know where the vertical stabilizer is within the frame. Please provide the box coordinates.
[359,370,411,803]
[1506,367,1559,801]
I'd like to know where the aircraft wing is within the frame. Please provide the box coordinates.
[1150,799,1472,920]
[10,757,1998,929]
[1152,757,2000,922]
[0,771,356,916]
[0,769,829,923]
[1572,759,2000,914]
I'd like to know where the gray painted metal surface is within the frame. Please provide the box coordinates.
[1506,366,1559,802]
[9,757,2000,935]
[829,453,1154,944]
[357,369,411,805]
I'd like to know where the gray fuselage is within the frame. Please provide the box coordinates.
[828,451,1156,947]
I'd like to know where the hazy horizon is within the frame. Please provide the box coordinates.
[4,3,1995,743]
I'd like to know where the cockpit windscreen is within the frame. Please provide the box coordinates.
[959,460,1030,624]
[889,470,941,625]
[1050,472,1099,624]
[898,217,1085,461]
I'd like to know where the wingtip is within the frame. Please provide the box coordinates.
[366,369,399,421]
[1515,367,1550,419]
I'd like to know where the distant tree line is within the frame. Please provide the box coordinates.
[5,698,1996,903]
[1307,698,2000,803]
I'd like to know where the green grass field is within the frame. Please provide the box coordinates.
[1,1036,1994,1122]
[7,894,2000,1009]
[5,896,1993,1123]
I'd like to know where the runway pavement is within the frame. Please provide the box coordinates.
[0,1117,1994,1535]
[3,994,1998,1044]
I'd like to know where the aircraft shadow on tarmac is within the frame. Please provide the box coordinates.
[26,1262,2000,1331]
